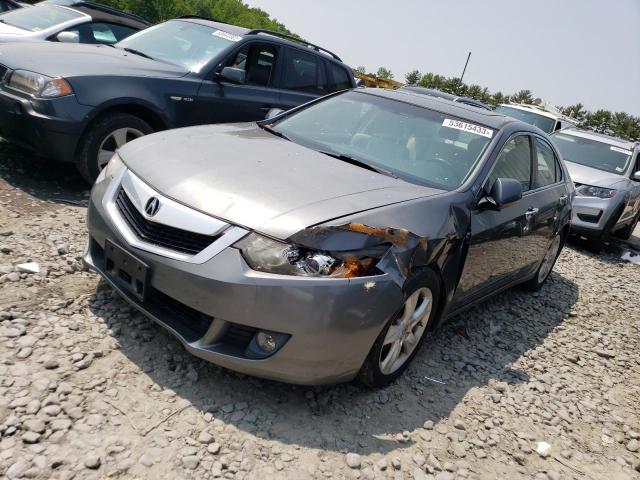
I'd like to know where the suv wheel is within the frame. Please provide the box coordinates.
[76,112,152,183]
[358,268,440,388]
[614,212,640,241]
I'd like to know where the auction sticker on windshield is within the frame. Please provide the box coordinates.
[610,146,633,156]
[442,119,494,139]
[213,30,242,42]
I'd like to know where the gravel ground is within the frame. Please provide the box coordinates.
[1,143,639,480]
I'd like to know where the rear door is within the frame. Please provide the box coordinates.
[196,41,282,124]
[277,47,331,110]
[454,134,540,303]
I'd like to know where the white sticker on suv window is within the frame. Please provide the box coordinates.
[442,118,494,139]
[213,30,242,42]
[610,146,632,156]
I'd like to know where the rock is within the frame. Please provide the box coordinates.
[24,418,46,433]
[84,455,101,469]
[346,453,361,469]
[413,467,430,480]
[536,442,551,458]
[22,432,41,444]
[182,455,199,470]
[198,430,214,444]
[16,262,40,273]
[454,419,466,430]
[627,439,639,452]
[424,420,434,430]
[377,458,387,471]
[207,442,221,454]
[44,359,60,369]
[6,461,30,479]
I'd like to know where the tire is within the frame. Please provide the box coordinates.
[75,112,153,183]
[358,268,441,388]
[614,212,640,241]
[523,233,564,291]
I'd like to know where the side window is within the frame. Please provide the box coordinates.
[533,137,560,188]
[227,43,277,87]
[59,23,136,44]
[328,63,351,92]
[282,48,328,94]
[487,135,532,193]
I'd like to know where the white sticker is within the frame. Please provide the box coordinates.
[213,30,242,42]
[442,118,494,139]
[610,146,632,156]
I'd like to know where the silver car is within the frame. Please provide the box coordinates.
[551,128,640,250]
[85,89,572,387]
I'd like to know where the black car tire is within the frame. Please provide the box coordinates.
[358,268,441,388]
[614,212,640,241]
[75,112,153,183]
[523,232,565,291]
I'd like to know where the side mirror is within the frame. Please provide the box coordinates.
[265,108,284,121]
[479,178,523,210]
[632,171,640,181]
[219,66,246,84]
[56,31,80,43]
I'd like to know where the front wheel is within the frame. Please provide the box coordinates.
[75,112,152,183]
[523,233,563,291]
[358,269,440,388]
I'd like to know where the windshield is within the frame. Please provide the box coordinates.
[116,20,240,72]
[552,133,632,175]
[272,91,495,190]
[496,105,556,133]
[0,4,83,32]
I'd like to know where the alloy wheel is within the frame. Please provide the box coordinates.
[97,127,144,170]
[379,287,433,375]
[538,235,561,283]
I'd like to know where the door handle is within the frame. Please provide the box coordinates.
[525,207,539,219]
[559,195,568,205]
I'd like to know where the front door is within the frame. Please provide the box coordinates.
[454,134,541,304]
[277,47,331,111]
[196,42,282,124]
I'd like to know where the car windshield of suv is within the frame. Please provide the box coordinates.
[0,4,83,32]
[495,105,555,133]
[271,91,495,190]
[116,20,239,72]
[552,133,632,174]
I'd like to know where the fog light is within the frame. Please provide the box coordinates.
[256,331,277,352]
[245,330,290,360]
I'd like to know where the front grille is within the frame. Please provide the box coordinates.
[577,212,602,224]
[146,287,213,342]
[116,188,219,255]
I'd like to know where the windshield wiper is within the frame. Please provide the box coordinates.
[320,151,398,179]
[260,124,291,142]
[122,47,154,60]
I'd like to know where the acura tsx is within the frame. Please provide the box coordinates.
[85,89,573,387]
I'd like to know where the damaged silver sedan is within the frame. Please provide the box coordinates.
[84,89,573,387]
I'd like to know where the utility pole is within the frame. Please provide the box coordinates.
[460,52,472,82]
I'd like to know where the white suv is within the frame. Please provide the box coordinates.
[496,103,577,134]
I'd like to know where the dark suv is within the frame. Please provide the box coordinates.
[0,17,355,181]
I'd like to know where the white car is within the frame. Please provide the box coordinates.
[495,103,577,134]
[0,0,148,45]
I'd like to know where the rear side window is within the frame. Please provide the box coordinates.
[488,135,532,193]
[328,63,351,92]
[282,48,328,94]
[534,137,561,188]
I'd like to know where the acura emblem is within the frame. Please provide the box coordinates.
[144,197,161,217]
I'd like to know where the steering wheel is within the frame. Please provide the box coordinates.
[423,157,462,187]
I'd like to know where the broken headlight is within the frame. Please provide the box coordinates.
[235,233,377,278]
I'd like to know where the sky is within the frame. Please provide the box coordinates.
[244,0,640,116]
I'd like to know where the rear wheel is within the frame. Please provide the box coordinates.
[358,269,440,388]
[75,112,152,183]
[523,233,563,291]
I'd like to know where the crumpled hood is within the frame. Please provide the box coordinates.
[565,161,626,188]
[0,42,188,79]
[118,124,444,239]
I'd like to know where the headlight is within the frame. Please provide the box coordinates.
[576,185,616,199]
[235,233,377,278]
[95,154,125,184]
[8,70,73,98]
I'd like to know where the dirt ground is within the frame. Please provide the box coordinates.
[1,141,639,480]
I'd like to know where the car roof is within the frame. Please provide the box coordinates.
[41,0,149,29]
[497,103,561,120]
[371,88,516,130]
[177,17,348,66]
[400,86,492,111]
[553,127,638,150]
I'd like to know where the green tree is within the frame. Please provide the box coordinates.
[355,66,367,75]
[511,90,534,104]
[376,67,394,79]
[405,70,421,85]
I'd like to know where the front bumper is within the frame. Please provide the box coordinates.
[84,170,403,385]
[570,195,623,237]
[0,87,90,162]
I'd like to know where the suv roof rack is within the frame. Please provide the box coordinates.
[58,1,149,25]
[246,29,342,62]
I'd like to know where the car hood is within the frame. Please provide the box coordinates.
[0,22,28,37]
[0,42,188,78]
[564,161,626,188]
[118,124,444,240]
